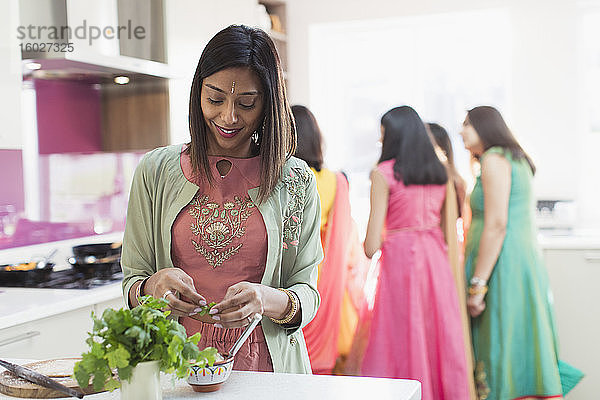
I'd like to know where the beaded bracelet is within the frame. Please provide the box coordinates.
[469,276,487,287]
[135,277,150,304]
[270,288,299,325]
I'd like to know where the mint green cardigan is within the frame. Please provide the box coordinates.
[121,144,322,373]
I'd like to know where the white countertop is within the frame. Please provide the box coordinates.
[0,367,422,400]
[0,283,122,330]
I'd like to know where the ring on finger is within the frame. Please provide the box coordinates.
[247,316,252,324]
[162,290,173,300]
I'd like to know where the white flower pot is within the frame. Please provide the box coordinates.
[120,360,162,400]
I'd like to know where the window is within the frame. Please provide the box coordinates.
[309,9,511,232]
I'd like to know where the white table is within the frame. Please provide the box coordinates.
[0,369,421,400]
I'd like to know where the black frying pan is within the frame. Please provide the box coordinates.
[72,242,121,259]
[0,262,55,286]
[69,243,122,278]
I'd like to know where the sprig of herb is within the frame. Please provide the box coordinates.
[74,295,218,391]
[193,301,217,317]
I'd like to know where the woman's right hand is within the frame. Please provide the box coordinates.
[144,268,207,317]
[467,292,486,317]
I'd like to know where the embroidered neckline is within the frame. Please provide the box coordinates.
[207,155,261,186]
[179,151,261,186]
[215,159,232,179]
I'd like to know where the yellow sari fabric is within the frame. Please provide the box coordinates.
[304,168,365,374]
[313,168,337,232]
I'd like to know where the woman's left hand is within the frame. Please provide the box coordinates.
[210,282,266,329]
[467,292,487,317]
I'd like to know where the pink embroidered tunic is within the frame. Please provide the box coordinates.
[171,149,273,372]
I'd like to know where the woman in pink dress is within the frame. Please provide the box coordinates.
[361,106,470,399]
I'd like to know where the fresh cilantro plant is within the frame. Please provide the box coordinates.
[74,295,218,391]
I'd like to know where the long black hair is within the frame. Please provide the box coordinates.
[379,106,447,186]
[427,122,467,216]
[188,25,295,203]
[291,105,324,171]
[467,106,536,175]
[428,123,455,167]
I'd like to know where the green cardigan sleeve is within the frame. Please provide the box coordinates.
[284,165,323,333]
[121,153,157,307]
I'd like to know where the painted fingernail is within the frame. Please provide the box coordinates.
[199,300,207,306]
[211,315,220,321]
[209,308,219,315]
[214,323,223,329]
[193,308,203,313]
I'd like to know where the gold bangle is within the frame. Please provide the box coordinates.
[468,285,488,296]
[270,288,299,325]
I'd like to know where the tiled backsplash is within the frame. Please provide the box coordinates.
[0,150,145,250]
[0,149,25,213]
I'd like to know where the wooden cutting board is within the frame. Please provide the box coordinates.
[0,358,105,398]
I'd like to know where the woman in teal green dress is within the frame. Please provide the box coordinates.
[460,106,582,399]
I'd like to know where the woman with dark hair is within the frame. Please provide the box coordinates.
[292,105,324,172]
[121,25,323,373]
[291,105,366,374]
[461,106,582,399]
[427,122,477,400]
[427,123,467,216]
[360,106,470,399]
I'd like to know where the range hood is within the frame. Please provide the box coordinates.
[19,0,170,80]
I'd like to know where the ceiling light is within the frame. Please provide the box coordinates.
[114,76,130,85]
[25,62,42,70]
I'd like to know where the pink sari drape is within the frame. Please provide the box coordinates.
[303,172,353,374]
[336,220,371,359]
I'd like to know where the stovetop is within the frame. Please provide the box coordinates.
[0,266,123,289]
[34,268,124,289]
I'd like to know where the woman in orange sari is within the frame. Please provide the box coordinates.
[291,105,366,374]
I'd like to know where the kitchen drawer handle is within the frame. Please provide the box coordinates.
[584,253,600,262]
[0,331,40,347]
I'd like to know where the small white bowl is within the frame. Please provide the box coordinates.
[187,357,234,392]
